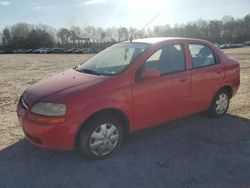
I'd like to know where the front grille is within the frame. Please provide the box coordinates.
[21,97,28,109]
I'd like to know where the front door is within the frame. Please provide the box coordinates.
[132,43,191,131]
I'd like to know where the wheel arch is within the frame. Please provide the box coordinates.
[208,84,233,110]
[74,108,130,148]
[208,85,231,117]
[219,85,233,99]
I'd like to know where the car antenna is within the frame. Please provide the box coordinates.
[140,12,160,33]
[130,12,160,42]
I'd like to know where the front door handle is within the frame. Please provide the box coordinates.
[216,69,223,74]
[179,77,187,82]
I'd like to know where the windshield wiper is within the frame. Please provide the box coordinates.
[76,68,103,76]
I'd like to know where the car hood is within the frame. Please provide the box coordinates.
[23,69,108,105]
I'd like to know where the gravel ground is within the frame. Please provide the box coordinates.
[0,48,250,188]
[0,54,93,148]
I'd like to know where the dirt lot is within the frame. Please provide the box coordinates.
[0,48,250,188]
[224,47,250,118]
[0,54,93,148]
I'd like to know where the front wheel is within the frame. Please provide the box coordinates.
[78,116,123,159]
[208,90,230,118]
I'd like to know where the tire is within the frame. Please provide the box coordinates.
[208,90,230,118]
[78,115,124,159]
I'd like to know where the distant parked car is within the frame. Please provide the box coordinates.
[40,48,51,54]
[219,43,244,49]
[32,48,50,54]
[66,48,75,53]
[235,43,244,48]
[49,48,65,54]
[67,48,99,54]
[0,49,13,54]
[17,37,240,159]
[66,48,81,54]
[82,48,92,54]
[219,44,228,49]
[13,49,25,54]
[25,49,34,53]
[245,41,250,46]
[75,49,86,54]
[32,48,43,54]
[89,48,101,53]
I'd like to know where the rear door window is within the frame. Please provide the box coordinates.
[189,44,217,68]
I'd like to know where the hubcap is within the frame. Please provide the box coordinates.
[89,123,119,156]
[215,93,229,115]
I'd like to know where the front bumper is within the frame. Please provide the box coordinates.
[17,98,76,151]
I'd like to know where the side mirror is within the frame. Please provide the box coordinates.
[140,67,160,80]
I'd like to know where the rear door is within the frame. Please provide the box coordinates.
[188,43,225,112]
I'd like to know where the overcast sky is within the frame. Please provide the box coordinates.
[0,0,250,30]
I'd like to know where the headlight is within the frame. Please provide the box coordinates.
[31,102,66,116]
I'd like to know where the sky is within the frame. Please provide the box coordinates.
[0,0,250,30]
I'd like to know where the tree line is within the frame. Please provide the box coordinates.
[1,13,250,50]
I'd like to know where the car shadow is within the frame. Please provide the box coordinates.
[1,114,250,188]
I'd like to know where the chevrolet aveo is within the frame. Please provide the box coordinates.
[17,38,240,158]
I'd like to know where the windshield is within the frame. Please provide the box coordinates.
[75,42,149,76]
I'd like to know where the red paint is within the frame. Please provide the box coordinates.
[140,67,161,80]
[17,38,240,150]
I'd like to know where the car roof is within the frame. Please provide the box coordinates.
[131,37,207,44]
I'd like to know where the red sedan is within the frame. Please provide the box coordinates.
[17,38,240,158]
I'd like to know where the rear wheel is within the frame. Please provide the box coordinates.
[78,115,123,159]
[208,90,230,118]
